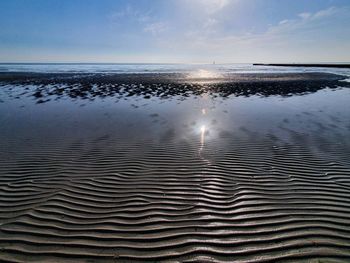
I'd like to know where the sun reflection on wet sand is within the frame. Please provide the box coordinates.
[198,124,211,165]
[197,90,210,163]
[187,69,222,80]
[200,125,206,147]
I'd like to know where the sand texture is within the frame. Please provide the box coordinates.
[0,72,350,262]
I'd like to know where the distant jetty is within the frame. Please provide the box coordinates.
[253,63,350,68]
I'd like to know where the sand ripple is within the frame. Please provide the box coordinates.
[0,136,350,262]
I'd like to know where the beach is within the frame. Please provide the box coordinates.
[1,66,350,262]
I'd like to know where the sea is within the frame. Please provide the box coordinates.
[0,63,350,79]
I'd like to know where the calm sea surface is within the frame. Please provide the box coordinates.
[1,63,350,78]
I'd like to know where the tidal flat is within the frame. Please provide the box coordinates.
[1,70,350,262]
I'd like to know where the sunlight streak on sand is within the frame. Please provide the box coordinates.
[187,69,222,79]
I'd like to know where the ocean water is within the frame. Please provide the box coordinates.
[0,63,350,78]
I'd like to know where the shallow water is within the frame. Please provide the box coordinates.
[1,83,349,157]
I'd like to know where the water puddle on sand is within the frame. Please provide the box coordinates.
[1,84,349,153]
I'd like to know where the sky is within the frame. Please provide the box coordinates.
[0,0,349,63]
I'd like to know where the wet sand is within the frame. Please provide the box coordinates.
[1,72,350,262]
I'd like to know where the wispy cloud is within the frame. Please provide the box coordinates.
[108,5,151,23]
[268,6,345,36]
[156,5,350,62]
[199,0,230,14]
[105,2,350,63]
[108,5,168,37]
[144,22,168,36]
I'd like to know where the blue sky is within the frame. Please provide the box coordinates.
[0,0,349,63]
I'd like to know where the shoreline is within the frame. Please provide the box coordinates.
[0,71,347,81]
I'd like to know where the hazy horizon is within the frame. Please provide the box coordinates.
[1,62,350,65]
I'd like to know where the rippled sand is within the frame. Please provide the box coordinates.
[0,73,350,262]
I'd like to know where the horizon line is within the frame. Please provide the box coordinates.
[1,61,350,65]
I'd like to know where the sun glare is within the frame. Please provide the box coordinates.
[187,69,222,79]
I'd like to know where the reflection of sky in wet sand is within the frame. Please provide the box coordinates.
[0,84,350,161]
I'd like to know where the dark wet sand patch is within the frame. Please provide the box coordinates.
[0,72,349,102]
